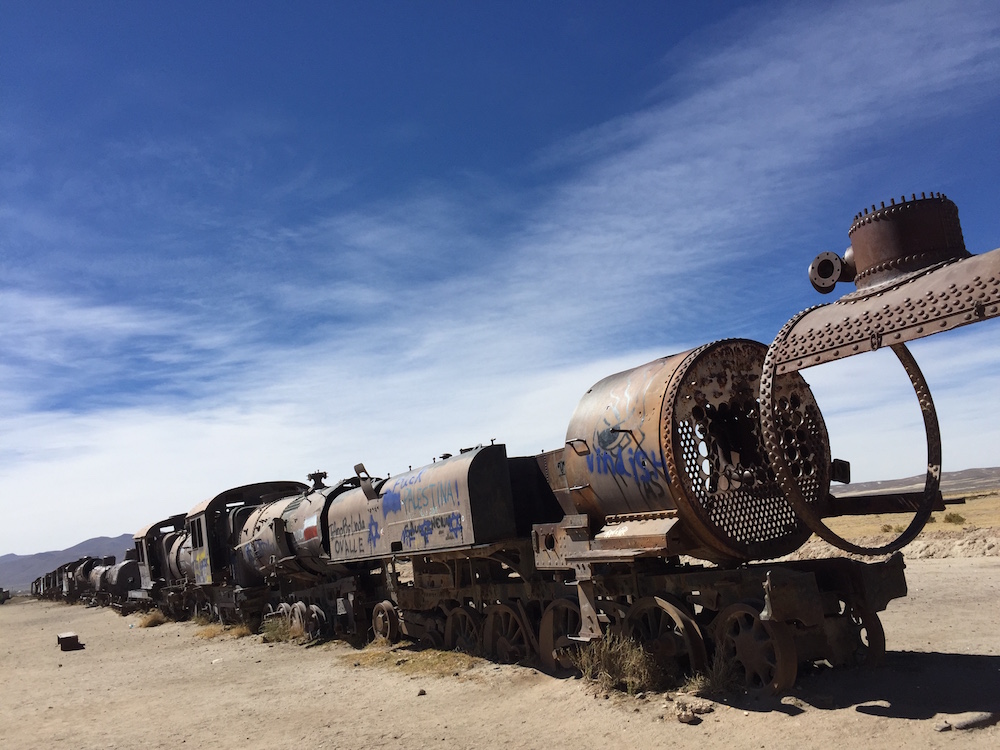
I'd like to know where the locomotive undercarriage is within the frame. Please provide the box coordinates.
[351,540,906,694]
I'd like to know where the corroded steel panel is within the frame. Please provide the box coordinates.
[237,496,297,576]
[105,560,140,599]
[558,339,828,563]
[325,444,516,563]
[185,480,307,586]
[770,247,1000,373]
[562,352,687,520]
[164,531,192,581]
[761,192,998,557]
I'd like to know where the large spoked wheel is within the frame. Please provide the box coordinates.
[624,596,708,677]
[444,605,482,654]
[483,603,533,664]
[538,599,582,676]
[372,600,400,643]
[714,602,797,694]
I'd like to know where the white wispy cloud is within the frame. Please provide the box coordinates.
[2,0,1000,553]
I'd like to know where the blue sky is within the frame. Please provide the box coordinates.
[2,0,999,555]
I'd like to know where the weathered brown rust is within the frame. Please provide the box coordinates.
[849,193,968,290]
[762,192,998,555]
[558,339,829,564]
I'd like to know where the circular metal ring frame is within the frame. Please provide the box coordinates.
[760,340,941,556]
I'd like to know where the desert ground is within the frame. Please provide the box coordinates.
[3,560,997,749]
[3,503,999,750]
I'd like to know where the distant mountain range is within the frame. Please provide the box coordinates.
[834,466,1000,497]
[3,467,999,594]
[0,534,134,593]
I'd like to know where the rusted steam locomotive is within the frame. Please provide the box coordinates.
[34,193,999,693]
[31,554,140,607]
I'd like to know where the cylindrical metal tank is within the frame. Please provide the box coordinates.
[89,565,112,592]
[560,338,831,562]
[325,444,518,564]
[105,560,140,600]
[237,495,300,577]
[237,478,372,578]
[163,531,193,581]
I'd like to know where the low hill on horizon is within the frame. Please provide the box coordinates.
[835,466,1000,497]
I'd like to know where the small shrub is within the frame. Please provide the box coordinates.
[570,633,662,695]
[892,524,905,533]
[943,512,966,524]
[685,648,742,696]
[139,610,168,628]
[261,616,301,643]
[880,524,893,533]
[927,515,937,523]
[192,613,215,627]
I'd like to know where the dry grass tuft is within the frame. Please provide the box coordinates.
[683,649,743,696]
[570,633,663,695]
[194,621,255,640]
[229,623,253,638]
[944,512,967,524]
[261,617,304,643]
[195,622,227,639]
[138,610,168,628]
[343,640,482,678]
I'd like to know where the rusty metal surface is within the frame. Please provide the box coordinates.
[758,192,996,556]
[558,339,831,563]
[561,350,688,522]
[236,495,299,577]
[769,246,1000,373]
[763,342,941,555]
[185,480,306,586]
[849,193,968,290]
[663,339,829,562]
[825,489,947,516]
[133,513,187,589]
[164,530,192,581]
[324,444,517,563]
[104,560,140,599]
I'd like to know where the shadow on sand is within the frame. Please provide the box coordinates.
[719,650,1000,722]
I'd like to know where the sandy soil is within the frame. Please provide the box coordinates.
[2,553,998,750]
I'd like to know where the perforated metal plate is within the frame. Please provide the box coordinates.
[663,340,830,561]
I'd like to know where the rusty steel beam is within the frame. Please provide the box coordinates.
[761,193,998,555]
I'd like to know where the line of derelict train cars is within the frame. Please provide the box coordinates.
[32,193,1000,693]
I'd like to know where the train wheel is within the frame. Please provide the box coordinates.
[444,606,482,654]
[483,603,533,664]
[298,604,326,639]
[713,602,797,694]
[538,599,582,676]
[624,596,708,677]
[372,600,400,643]
[290,601,309,637]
